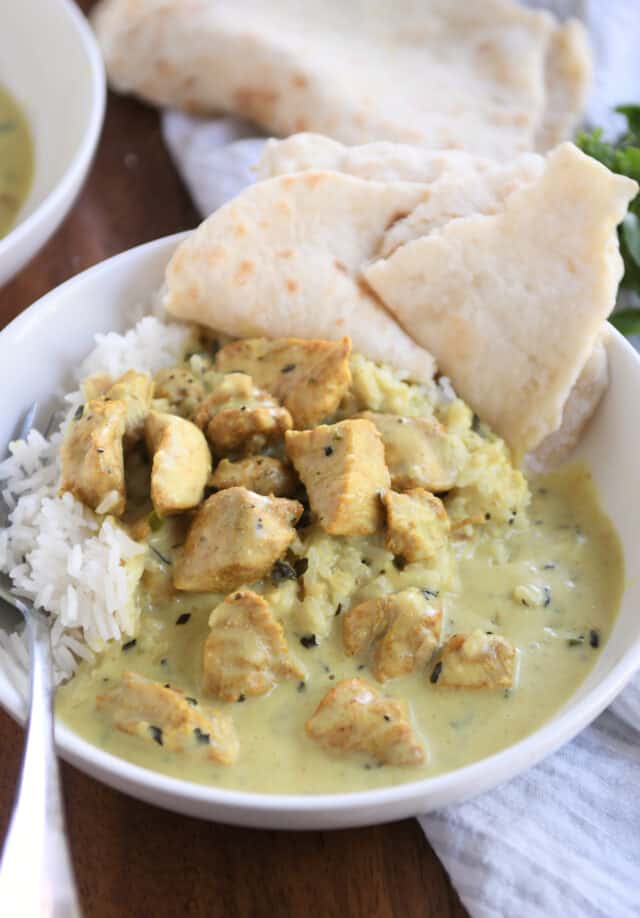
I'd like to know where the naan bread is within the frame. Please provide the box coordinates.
[529,329,609,471]
[259,134,620,462]
[259,133,545,256]
[163,171,436,381]
[364,144,637,457]
[92,0,589,158]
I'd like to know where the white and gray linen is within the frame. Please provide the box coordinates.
[159,2,640,914]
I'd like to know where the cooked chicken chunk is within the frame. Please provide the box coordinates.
[435,630,517,689]
[215,336,352,428]
[60,399,127,515]
[305,678,425,766]
[174,487,303,592]
[97,671,239,765]
[383,489,450,563]
[144,410,211,516]
[343,588,442,682]
[286,419,390,536]
[154,366,205,418]
[203,590,305,701]
[194,373,292,454]
[82,373,112,401]
[106,370,154,443]
[359,412,465,492]
[210,456,297,497]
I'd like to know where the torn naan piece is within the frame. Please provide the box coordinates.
[364,144,637,457]
[259,133,545,257]
[163,171,436,381]
[92,0,589,158]
[529,329,609,471]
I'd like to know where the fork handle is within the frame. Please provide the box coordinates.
[0,612,82,916]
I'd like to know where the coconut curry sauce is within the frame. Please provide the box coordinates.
[0,85,33,238]
[55,335,624,794]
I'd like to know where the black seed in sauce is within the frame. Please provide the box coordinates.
[383,715,391,722]
[160,658,168,666]
[543,586,552,608]
[96,447,105,454]
[430,661,443,684]
[294,557,309,577]
[297,681,306,693]
[543,562,556,570]
[357,664,366,671]
[503,688,512,699]
[393,555,407,571]
[163,683,171,689]
[471,413,481,432]
[328,674,335,680]
[150,546,171,566]
[186,697,198,706]
[484,512,491,521]
[361,558,371,566]
[281,363,296,373]
[422,588,439,599]
[256,518,264,530]
[324,446,334,457]
[300,634,318,649]
[271,559,298,584]
[193,727,210,745]
[589,629,600,649]
[73,404,84,420]
[149,725,163,746]
[237,694,246,703]
[122,639,137,651]
[176,613,191,625]
[568,635,585,647]
[335,603,342,617]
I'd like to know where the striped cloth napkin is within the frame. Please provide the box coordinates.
[160,3,640,913]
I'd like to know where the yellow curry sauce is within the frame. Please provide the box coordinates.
[56,337,624,794]
[0,85,33,238]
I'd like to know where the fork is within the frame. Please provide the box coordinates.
[0,404,81,916]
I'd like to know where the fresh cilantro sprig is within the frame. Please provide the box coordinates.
[577,105,640,335]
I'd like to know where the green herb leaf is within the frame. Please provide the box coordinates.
[622,213,640,268]
[609,308,640,336]
[615,104,640,138]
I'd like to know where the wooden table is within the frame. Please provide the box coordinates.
[0,5,467,915]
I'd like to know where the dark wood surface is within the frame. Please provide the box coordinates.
[0,4,467,915]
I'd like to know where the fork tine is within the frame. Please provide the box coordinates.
[15,402,38,443]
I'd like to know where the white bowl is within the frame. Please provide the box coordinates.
[0,233,639,829]
[0,0,105,287]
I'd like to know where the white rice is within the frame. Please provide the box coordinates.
[0,314,191,691]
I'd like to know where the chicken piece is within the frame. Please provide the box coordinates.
[193,373,292,454]
[82,373,113,401]
[343,588,442,682]
[285,419,389,536]
[144,410,211,516]
[203,590,305,701]
[60,398,127,515]
[359,412,465,492]
[210,456,297,497]
[215,336,352,428]
[174,487,303,592]
[106,370,154,443]
[97,671,239,765]
[435,630,517,689]
[305,678,425,766]
[154,366,205,418]
[383,488,450,563]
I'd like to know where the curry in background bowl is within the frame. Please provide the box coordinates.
[0,85,33,239]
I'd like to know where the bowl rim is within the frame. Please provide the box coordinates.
[1,232,640,820]
[0,0,106,261]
